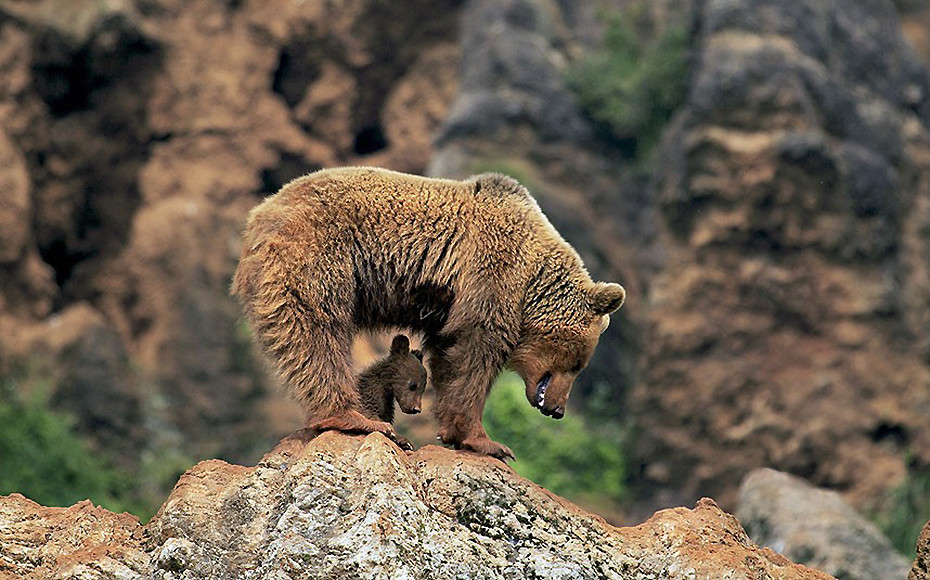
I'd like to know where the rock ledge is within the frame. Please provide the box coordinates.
[1,430,832,579]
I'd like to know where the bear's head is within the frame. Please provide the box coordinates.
[385,334,428,414]
[509,281,625,419]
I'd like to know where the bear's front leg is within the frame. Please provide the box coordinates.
[447,426,514,462]
[426,334,515,462]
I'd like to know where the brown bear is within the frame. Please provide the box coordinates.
[231,167,625,460]
[356,334,427,450]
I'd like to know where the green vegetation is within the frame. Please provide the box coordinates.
[0,362,194,521]
[876,467,930,559]
[567,9,690,159]
[483,372,627,506]
[0,376,140,515]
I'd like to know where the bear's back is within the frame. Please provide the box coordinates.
[245,166,572,288]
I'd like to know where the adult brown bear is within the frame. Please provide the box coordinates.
[232,167,625,460]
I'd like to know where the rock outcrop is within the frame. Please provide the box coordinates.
[0,431,832,579]
[634,0,930,510]
[737,468,911,580]
[0,493,148,578]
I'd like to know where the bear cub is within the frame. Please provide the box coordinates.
[356,334,427,450]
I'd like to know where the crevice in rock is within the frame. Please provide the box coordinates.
[259,152,321,195]
[31,14,159,118]
[38,238,88,289]
[871,422,909,447]
[271,36,322,108]
[25,13,163,305]
[353,124,388,156]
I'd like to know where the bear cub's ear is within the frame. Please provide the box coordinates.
[589,282,626,315]
[390,334,411,355]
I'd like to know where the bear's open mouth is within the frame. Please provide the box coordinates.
[535,372,552,409]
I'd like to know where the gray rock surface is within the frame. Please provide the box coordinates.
[0,430,834,579]
[434,0,593,147]
[738,468,911,580]
[145,431,833,579]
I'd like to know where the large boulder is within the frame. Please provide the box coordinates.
[737,468,911,580]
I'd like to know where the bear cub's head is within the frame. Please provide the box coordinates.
[382,334,428,415]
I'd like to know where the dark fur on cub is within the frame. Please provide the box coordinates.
[357,334,427,425]
[231,167,625,461]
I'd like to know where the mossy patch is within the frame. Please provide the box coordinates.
[567,7,691,161]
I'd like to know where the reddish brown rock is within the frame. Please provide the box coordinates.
[0,493,148,578]
[633,0,930,511]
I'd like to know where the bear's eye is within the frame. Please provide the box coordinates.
[571,361,583,373]
[408,381,418,391]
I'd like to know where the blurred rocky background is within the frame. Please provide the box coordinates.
[1,0,929,570]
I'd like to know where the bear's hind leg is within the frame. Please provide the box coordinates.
[295,322,395,439]
[311,409,396,438]
[246,238,395,440]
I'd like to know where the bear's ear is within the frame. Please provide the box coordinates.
[589,282,626,315]
[390,334,410,355]
[411,349,423,361]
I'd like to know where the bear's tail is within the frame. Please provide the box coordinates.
[231,240,358,422]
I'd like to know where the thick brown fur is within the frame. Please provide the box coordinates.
[231,167,625,460]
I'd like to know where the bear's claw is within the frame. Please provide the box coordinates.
[459,436,515,463]
[395,435,414,451]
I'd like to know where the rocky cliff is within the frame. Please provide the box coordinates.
[0,430,832,579]
[913,521,930,580]
[634,0,930,511]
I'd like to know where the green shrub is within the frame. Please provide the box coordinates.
[0,377,141,515]
[876,467,930,559]
[568,10,690,159]
[483,372,627,504]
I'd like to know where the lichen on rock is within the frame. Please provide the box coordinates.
[1,430,833,579]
